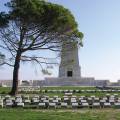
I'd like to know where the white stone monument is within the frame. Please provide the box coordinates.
[44,41,84,86]
[59,42,81,78]
[43,41,109,86]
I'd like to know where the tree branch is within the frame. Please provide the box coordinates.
[0,62,14,67]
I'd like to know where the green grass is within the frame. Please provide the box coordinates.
[42,92,120,97]
[0,86,96,93]
[0,87,11,94]
[1,87,120,97]
[0,109,120,120]
[41,86,97,90]
[1,86,120,120]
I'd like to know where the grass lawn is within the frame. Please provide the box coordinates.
[0,86,97,94]
[1,86,120,120]
[41,86,97,90]
[43,92,120,97]
[0,109,120,120]
[0,87,11,94]
[1,87,120,97]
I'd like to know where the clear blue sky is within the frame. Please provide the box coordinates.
[0,0,120,82]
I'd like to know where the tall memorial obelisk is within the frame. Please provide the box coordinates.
[59,42,81,78]
[44,41,96,86]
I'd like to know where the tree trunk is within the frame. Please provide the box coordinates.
[10,51,21,96]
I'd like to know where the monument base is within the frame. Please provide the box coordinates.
[43,77,95,86]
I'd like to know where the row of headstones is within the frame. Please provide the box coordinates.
[18,87,40,92]
[18,89,120,93]
[0,93,119,99]
[0,94,120,100]
[0,94,120,108]
[0,100,120,109]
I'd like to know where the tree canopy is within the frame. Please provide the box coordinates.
[0,0,83,95]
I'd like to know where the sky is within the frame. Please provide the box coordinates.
[0,0,120,82]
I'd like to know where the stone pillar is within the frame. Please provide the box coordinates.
[59,42,81,78]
